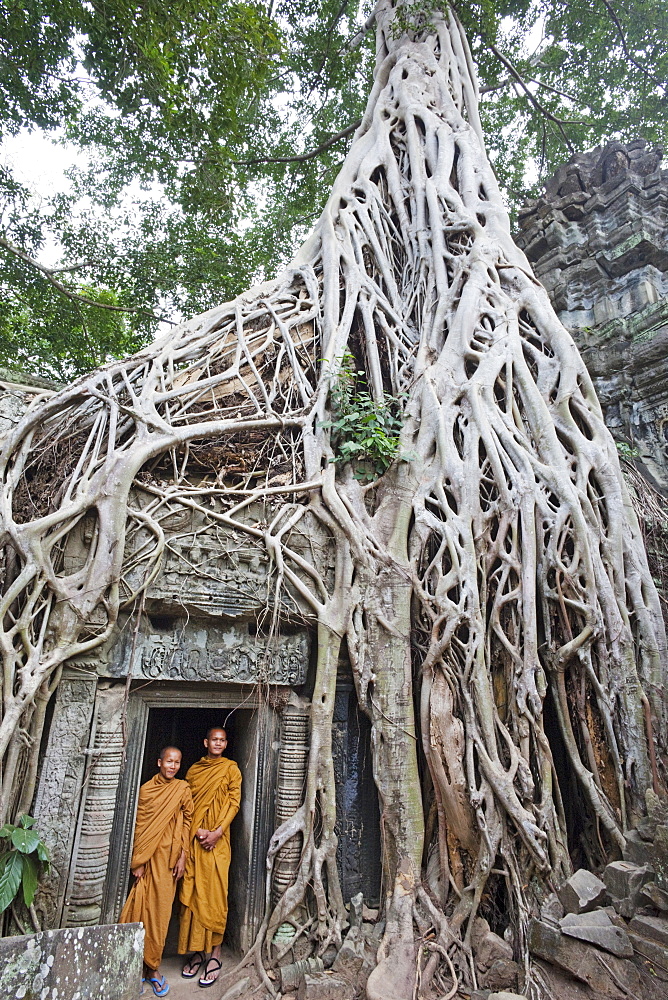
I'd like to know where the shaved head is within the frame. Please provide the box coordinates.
[205,727,226,741]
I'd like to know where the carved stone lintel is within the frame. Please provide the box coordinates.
[64,683,126,926]
[32,671,97,929]
[98,619,310,686]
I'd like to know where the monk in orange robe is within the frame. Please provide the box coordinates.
[179,726,242,988]
[120,746,193,997]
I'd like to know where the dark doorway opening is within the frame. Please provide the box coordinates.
[333,667,382,906]
[138,705,257,956]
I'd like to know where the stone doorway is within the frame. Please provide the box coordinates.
[140,705,256,957]
[103,684,279,954]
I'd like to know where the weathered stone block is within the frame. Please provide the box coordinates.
[603,860,654,902]
[476,930,514,971]
[528,918,640,997]
[557,869,608,914]
[478,959,520,991]
[0,922,143,1000]
[297,971,356,999]
[348,891,364,929]
[623,829,656,867]
[488,994,528,1000]
[559,910,633,957]
[540,892,564,925]
[640,881,668,911]
[332,931,366,978]
[611,897,637,920]
[629,913,668,948]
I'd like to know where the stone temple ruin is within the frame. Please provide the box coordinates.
[516,138,668,492]
[5,488,382,951]
[0,138,667,982]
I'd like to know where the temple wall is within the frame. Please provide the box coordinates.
[516,138,668,490]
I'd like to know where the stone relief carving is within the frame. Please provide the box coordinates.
[64,683,126,927]
[100,620,309,686]
[32,673,97,929]
[120,495,334,620]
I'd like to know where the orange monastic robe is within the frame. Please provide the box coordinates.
[178,756,242,953]
[120,773,194,970]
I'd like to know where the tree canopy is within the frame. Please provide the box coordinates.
[0,0,666,380]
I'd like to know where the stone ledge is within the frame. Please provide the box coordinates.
[0,922,144,1000]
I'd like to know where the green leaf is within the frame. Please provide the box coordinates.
[10,828,41,854]
[0,851,23,913]
[19,815,35,829]
[0,825,12,839]
[37,842,50,864]
[21,852,38,907]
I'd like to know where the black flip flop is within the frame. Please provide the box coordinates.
[181,952,205,979]
[198,956,222,988]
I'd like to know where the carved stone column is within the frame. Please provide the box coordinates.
[32,669,97,929]
[63,682,126,926]
[272,699,310,906]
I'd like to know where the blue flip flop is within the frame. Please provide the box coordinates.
[147,975,170,997]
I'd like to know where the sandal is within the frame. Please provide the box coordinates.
[198,956,222,988]
[147,975,170,997]
[182,952,205,978]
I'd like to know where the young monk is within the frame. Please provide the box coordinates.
[120,746,194,998]
[179,726,242,988]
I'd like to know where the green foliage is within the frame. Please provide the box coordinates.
[321,353,404,481]
[0,814,49,914]
[616,441,641,460]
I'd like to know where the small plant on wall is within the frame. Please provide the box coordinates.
[321,351,404,482]
[0,815,50,921]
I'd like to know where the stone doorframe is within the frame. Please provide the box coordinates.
[101,682,280,953]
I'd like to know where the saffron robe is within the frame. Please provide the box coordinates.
[120,773,193,970]
[178,755,242,953]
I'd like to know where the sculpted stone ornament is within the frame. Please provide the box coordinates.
[32,673,97,928]
[98,619,309,685]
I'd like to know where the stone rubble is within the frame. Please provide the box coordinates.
[528,813,668,996]
[529,917,641,997]
[640,882,668,911]
[557,868,609,914]
[559,909,633,957]
[297,970,356,999]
